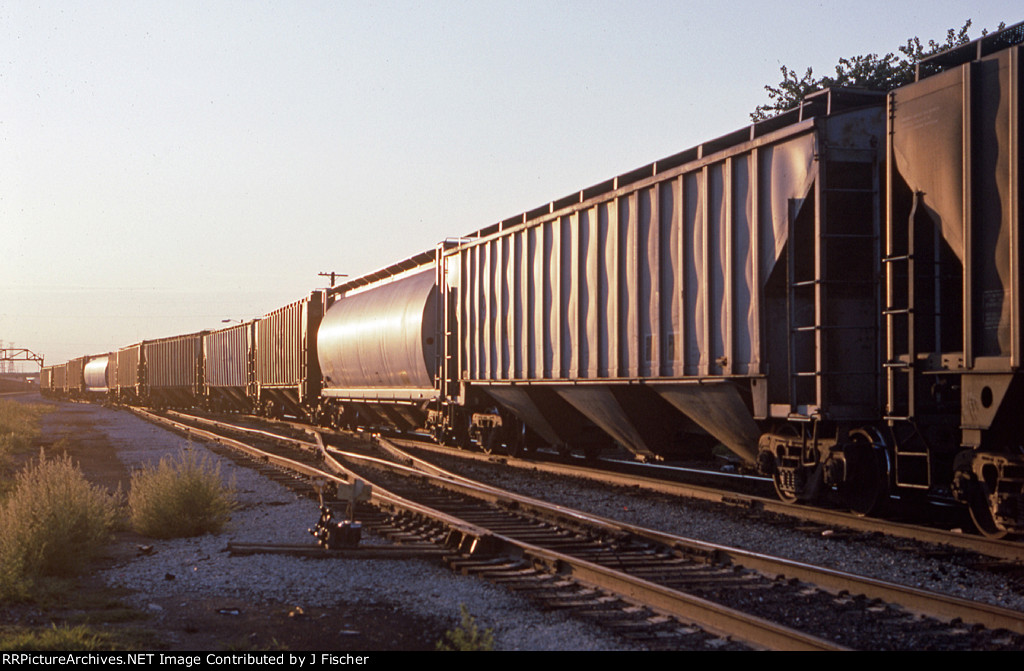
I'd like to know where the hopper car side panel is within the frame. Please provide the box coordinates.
[115,344,142,403]
[39,366,54,396]
[887,40,1024,535]
[66,357,86,396]
[203,321,254,412]
[143,333,204,408]
[253,292,324,418]
[444,99,886,463]
[52,363,67,395]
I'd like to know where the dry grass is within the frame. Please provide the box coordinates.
[128,448,236,538]
[0,400,50,452]
[0,451,121,600]
[0,400,52,488]
[0,623,118,651]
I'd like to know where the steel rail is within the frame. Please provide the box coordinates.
[179,411,1024,563]
[317,446,845,651]
[136,408,845,650]
[135,408,327,480]
[370,435,1024,637]
[140,408,493,544]
[389,435,1024,562]
[139,410,1024,644]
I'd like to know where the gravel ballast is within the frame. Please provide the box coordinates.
[32,398,1024,650]
[422,448,1024,615]
[40,401,644,651]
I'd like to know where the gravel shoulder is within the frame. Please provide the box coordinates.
[14,394,1019,651]
[19,397,641,651]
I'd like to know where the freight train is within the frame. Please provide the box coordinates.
[41,24,1024,538]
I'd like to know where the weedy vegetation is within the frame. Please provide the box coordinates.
[0,450,121,600]
[0,623,119,651]
[0,400,51,454]
[0,400,53,491]
[128,448,237,538]
[436,604,495,651]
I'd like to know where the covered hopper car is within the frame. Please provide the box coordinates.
[40,23,1024,537]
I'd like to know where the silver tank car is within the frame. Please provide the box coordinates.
[83,355,110,392]
[317,269,438,402]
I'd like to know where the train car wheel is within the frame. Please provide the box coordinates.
[840,429,891,516]
[481,429,500,455]
[772,474,799,503]
[505,422,527,457]
[968,493,1009,540]
[767,424,800,503]
[954,457,1016,540]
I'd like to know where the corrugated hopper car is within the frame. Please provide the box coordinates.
[40,23,1024,538]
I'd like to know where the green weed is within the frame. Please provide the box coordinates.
[0,400,51,454]
[436,604,494,651]
[128,449,236,538]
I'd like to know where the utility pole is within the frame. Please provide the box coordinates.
[319,272,348,287]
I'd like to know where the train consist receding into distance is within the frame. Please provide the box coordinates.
[41,25,1024,538]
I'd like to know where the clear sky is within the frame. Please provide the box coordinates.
[2,1,1019,369]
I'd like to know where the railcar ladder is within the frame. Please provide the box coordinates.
[786,193,819,416]
[786,149,880,419]
[883,191,930,489]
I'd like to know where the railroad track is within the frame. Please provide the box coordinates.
[388,433,1024,564]
[137,408,1024,651]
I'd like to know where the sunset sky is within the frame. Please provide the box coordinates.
[3,1,1019,369]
